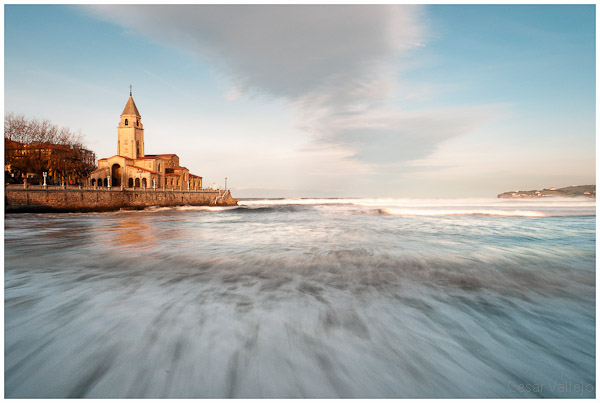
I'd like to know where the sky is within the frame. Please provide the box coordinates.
[4,4,596,198]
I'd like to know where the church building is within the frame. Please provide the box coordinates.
[89,92,202,190]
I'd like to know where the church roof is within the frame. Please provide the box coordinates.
[122,96,140,116]
[99,155,132,161]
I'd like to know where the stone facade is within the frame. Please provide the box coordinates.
[5,187,237,213]
[89,95,202,191]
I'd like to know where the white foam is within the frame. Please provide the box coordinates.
[238,197,595,217]
[379,208,546,217]
[239,198,353,206]
[175,205,240,211]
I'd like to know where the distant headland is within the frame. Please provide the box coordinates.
[498,185,596,199]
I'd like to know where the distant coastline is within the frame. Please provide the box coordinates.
[498,185,596,199]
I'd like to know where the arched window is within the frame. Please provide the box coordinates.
[136,140,140,156]
[128,178,133,187]
[135,178,140,187]
[103,178,108,187]
[136,120,139,126]
[125,119,128,126]
[91,178,96,186]
[158,163,161,171]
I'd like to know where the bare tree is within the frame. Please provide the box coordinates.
[5,113,96,184]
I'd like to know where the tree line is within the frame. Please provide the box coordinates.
[5,113,96,185]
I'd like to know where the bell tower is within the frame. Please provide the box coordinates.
[117,87,144,159]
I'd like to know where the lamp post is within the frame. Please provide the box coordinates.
[43,172,48,188]
[108,175,111,190]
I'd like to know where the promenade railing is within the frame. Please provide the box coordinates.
[5,184,228,194]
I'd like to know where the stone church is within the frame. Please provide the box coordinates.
[89,93,202,190]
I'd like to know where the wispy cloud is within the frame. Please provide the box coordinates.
[87,5,505,167]
[143,69,186,95]
[313,104,510,165]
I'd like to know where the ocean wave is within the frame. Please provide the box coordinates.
[143,206,175,212]
[239,198,353,207]
[10,245,592,300]
[239,196,596,207]
[174,205,240,212]
[216,204,308,214]
[5,205,595,398]
[377,208,547,217]
[237,198,595,217]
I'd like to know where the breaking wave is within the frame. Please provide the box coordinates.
[174,205,239,212]
[237,197,595,217]
[378,208,546,217]
[131,197,596,218]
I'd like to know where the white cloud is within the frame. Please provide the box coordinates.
[88,5,424,99]
[315,104,510,165]
[87,5,505,171]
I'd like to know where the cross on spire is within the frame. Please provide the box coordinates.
[129,84,133,96]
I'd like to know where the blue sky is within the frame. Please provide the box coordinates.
[4,5,596,197]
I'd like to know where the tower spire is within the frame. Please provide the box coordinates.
[129,84,132,96]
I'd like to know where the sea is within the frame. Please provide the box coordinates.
[4,197,596,398]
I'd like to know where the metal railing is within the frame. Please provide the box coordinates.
[5,184,221,193]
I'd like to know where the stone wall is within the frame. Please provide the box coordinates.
[5,187,238,213]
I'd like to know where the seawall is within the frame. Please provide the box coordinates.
[5,186,238,213]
